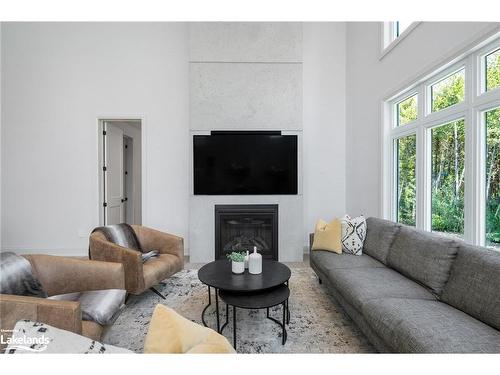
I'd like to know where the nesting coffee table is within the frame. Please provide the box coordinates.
[198,259,291,350]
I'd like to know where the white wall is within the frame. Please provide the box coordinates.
[345,22,500,218]
[303,22,346,246]
[1,23,189,256]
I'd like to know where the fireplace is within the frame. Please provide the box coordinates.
[215,204,278,260]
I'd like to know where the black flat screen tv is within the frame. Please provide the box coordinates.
[193,132,298,195]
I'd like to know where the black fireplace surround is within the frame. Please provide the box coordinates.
[215,204,278,260]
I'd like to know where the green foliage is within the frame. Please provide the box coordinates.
[397,135,416,226]
[486,49,500,91]
[432,70,465,112]
[486,107,500,246]
[431,188,464,233]
[398,95,417,126]
[431,119,465,235]
[226,251,245,262]
[485,51,500,246]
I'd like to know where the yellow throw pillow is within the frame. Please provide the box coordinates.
[144,304,235,354]
[312,218,342,254]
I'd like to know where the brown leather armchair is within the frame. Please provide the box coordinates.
[89,225,184,298]
[0,255,125,343]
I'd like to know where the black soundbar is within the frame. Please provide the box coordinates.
[210,130,281,136]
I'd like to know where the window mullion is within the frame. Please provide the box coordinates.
[416,83,428,230]
[474,107,486,246]
[392,137,398,222]
[464,108,476,244]
[464,54,475,244]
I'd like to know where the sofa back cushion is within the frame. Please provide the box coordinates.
[363,217,401,264]
[441,243,500,330]
[387,226,459,296]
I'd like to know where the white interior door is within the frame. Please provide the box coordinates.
[123,136,134,224]
[105,123,124,225]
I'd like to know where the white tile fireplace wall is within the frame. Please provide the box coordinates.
[188,23,304,262]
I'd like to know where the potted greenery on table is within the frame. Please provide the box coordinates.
[227,251,246,274]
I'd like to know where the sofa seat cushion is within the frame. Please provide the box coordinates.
[326,267,436,313]
[310,251,385,276]
[363,217,400,264]
[387,226,459,296]
[441,243,500,331]
[362,298,500,353]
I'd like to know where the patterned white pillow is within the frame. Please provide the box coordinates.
[340,215,366,256]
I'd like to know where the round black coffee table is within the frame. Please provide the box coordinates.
[198,259,291,343]
[219,284,290,350]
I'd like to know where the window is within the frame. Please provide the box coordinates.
[485,107,500,247]
[431,69,465,112]
[431,119,465,238]
[396,134,417,226]
[485,48,500,92]
[382,22,419,56]
[394,21,412,38]
[396,94,418,126]
[385,36,500,247]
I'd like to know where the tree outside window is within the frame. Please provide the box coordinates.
[396,135,416,226]
[431,120,465,237]
[486,107,500,248]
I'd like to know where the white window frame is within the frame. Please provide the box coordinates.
[477,38,500,96]
[383,35,500,247]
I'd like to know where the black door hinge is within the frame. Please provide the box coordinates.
[103,130,107,136]
[103,202,107,207]
[102,166,107,171]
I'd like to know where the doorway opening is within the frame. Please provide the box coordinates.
[98,119,142,226]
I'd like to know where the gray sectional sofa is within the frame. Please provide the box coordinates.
[309,217,500,353]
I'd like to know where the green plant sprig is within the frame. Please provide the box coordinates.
[226,251,245,262]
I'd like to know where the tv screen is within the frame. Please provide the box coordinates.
[193,132,298,195]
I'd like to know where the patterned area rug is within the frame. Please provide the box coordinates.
[103,266,375,353]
